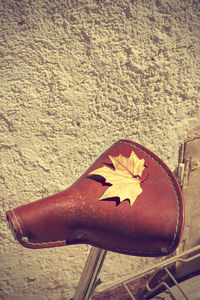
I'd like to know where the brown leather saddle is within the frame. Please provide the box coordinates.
[6,140,184,257]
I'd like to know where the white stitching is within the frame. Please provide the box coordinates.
[11,209,23,236]
[118,140,181,254]
[24,240,66,246]
[11,209,66,246]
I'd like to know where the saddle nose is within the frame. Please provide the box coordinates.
[6,140,184,257]
[6,188,78,248]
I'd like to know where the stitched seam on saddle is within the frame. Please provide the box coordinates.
[11,209,23,236]
[11,209,65,246]
[24,240,66,246]
[118,140,180,254]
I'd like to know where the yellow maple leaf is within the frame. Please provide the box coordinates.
[89,151,145,206]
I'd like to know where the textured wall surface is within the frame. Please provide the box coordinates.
[0,0,200,299]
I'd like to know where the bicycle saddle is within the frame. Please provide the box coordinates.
[6,140,184,257]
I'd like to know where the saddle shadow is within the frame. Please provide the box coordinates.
[87,171,124,206]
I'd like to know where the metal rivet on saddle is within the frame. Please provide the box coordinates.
[21,236,29,243]
[161,247,169,253]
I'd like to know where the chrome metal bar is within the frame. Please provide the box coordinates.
[73,247,107,300]
[146,279,178,300]
[121,282,136,300]
[165,267,189,300]
[97,244,200,293]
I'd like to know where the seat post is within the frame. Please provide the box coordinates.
[73,247,107,300]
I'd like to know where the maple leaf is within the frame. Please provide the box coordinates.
[89,151,145,206]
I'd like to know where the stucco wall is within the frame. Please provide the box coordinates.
[0,0,200,299]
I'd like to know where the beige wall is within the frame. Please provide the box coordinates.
[1,0,200,299]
